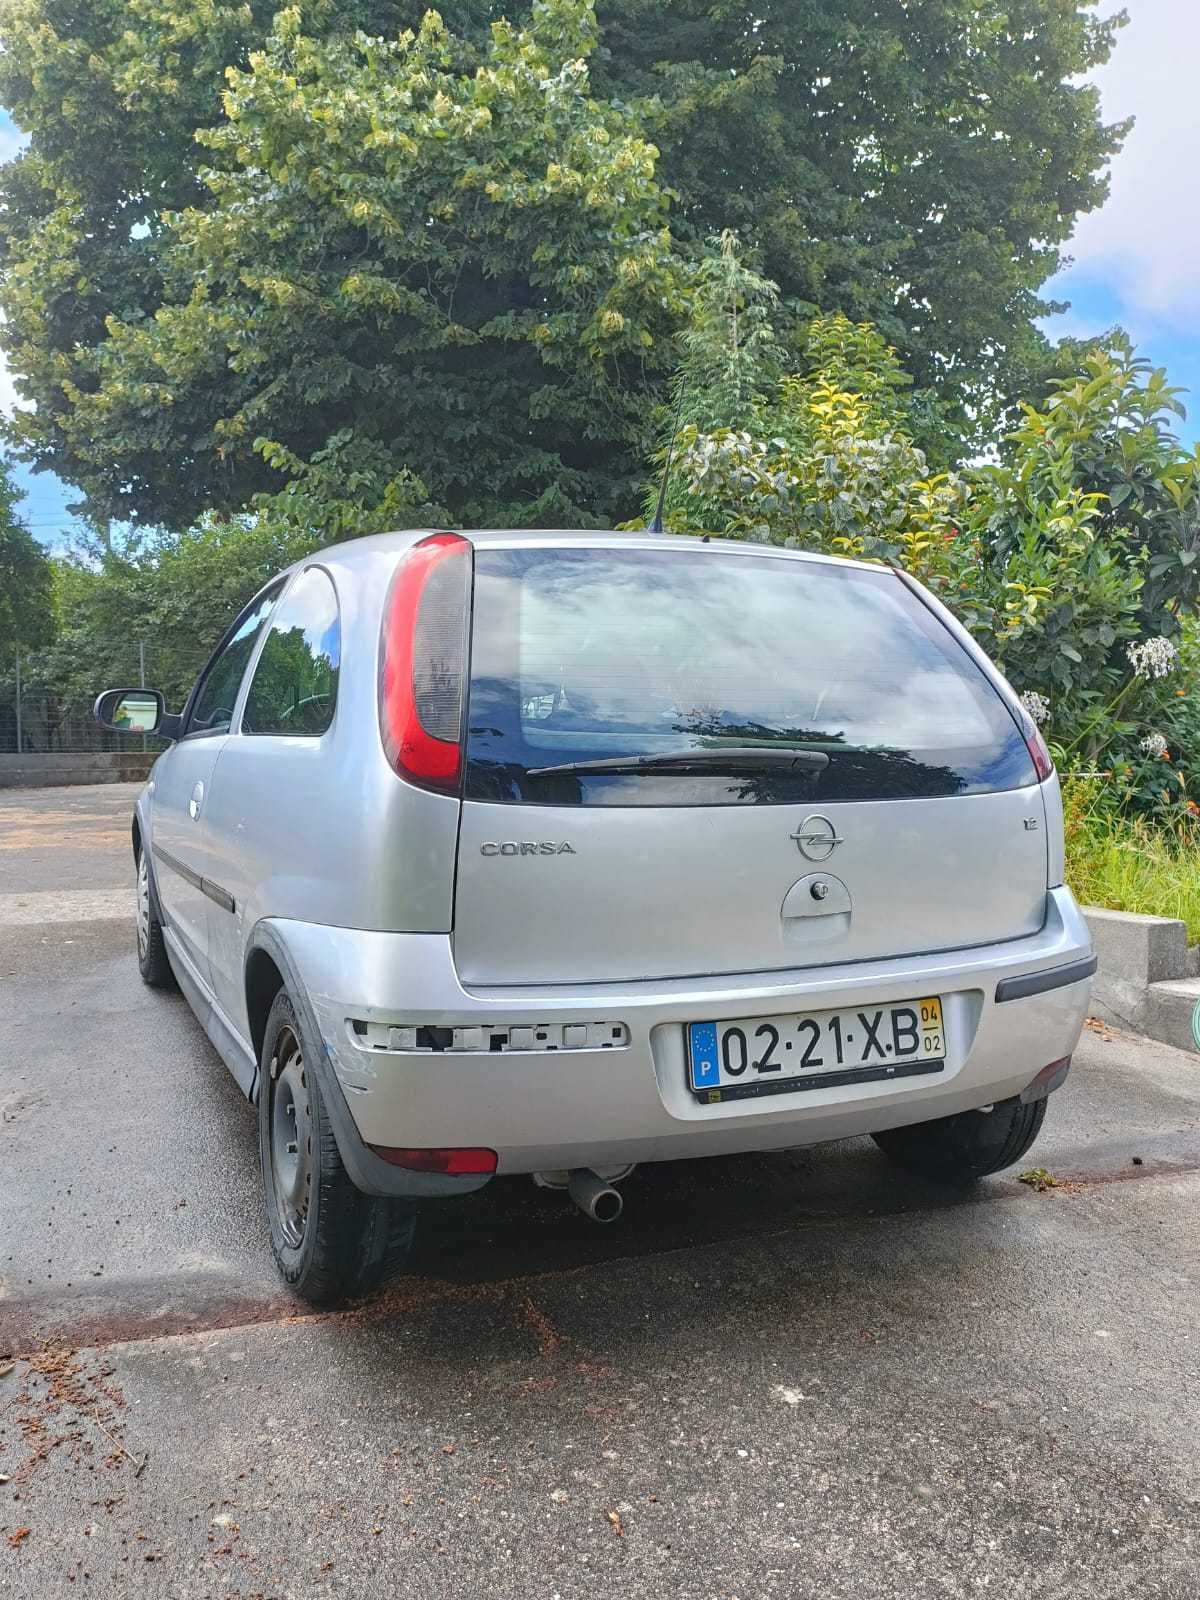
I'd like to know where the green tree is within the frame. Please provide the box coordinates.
[0,461,54,660]
[1001,335,1200,632]
[23,515,323,707]
[0,0,419,513]
[590,0,1128,456]
[656,283,975,613]
[3,0,682,531]
[963,337,1200,808]
[0,0,1127,525]
[0,0,284,514]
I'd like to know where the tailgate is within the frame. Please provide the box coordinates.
[453,541,1046,986]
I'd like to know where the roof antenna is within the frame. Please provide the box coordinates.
[648,386,686,534]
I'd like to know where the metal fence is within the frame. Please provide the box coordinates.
[0,682,170,755]
[0,689,126,754]
[0,646,173,755]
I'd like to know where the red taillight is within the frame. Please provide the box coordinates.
[1024,721,1054,781]
[367,1145,498,1176]
[378,533,471,793]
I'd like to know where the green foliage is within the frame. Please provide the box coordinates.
[0,0,286,511]
[0,0,1128,527]
[968,444,1145,723]
[4,0,683,531]
[1063,774,1200,940]
[658,291,980,615]
[965,338,1200,807]
[659,231,788,436]
[23,517,323,706]
[251,431,448,546]
[1022,337,1200,630]
[589,0,1129,456]
[0,459,54,659]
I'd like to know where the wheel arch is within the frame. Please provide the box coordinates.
[245,945,286,1077]
[243,919,490,1199]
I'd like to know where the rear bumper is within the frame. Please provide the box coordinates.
[271,887,1093,1186]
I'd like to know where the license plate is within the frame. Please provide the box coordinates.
[687,997,945,1103]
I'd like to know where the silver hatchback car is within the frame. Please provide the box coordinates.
[96,530,1095,1302]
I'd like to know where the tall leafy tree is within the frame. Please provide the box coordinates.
[0,0,280,511]
[0,0,1127,524]
[0,0,416,509]
[0,461,54,661]
[589,0,1128,454]
[2,0,682,530]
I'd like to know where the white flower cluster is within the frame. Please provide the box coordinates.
[1140,731,1169,759]
[1127,636,1178,679]
[1019,690,1050,727]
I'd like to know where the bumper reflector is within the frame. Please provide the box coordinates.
[367,1145,498,1176]
[1018,1056,1072,1104]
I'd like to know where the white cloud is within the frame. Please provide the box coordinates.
[1066,0,1200,324]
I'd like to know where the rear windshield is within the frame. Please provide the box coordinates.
[465,546,1034,806]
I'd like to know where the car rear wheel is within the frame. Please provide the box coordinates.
[871,1094,1047,1185]
[258,987,419,1305]
[135,843,175,989]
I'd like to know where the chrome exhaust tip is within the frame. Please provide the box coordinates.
[566,1167,624,1224]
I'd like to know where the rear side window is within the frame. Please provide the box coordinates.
[242,567,341,737]
[465,546,1035,806]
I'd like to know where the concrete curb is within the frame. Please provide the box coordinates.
[1084,905,1200,1054]
[0,752,155,789]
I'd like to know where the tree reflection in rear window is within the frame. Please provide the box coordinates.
[465,546,1036,806]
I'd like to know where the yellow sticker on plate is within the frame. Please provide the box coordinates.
[916,997,943,1028]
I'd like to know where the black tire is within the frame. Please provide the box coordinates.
[135,840,175,989]
[871,1094,1047,1186]
[257,987,419,1305]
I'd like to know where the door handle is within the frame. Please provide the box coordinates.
[188,780,205,821]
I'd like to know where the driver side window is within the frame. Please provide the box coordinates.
[186,585,283,737]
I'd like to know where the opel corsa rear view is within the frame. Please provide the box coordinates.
[95,532,1095,1302]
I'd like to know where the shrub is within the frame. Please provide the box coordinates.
[649,251,1200,823]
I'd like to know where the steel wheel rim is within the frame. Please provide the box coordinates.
[136,851,151,958]
[269,1024,313,1250]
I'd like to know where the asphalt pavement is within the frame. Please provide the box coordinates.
[1,783,1199,1598]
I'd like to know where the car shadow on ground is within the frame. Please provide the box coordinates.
[410,1143,986,1288]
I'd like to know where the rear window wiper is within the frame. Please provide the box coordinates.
[526,747,830,778]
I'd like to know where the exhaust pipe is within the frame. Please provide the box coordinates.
[567,1167,624,1224]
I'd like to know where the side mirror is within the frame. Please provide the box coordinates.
[93,687,171,738]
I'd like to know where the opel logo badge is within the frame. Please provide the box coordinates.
[790,813,843,862]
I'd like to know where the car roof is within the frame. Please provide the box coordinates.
[305,527,886,576]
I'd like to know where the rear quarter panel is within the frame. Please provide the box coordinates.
[200,542,462,1036]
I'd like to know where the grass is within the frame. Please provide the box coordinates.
[1063,777,1200,944]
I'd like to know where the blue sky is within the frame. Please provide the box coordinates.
[1042,1,1200,451]
[2,0,1196,549]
